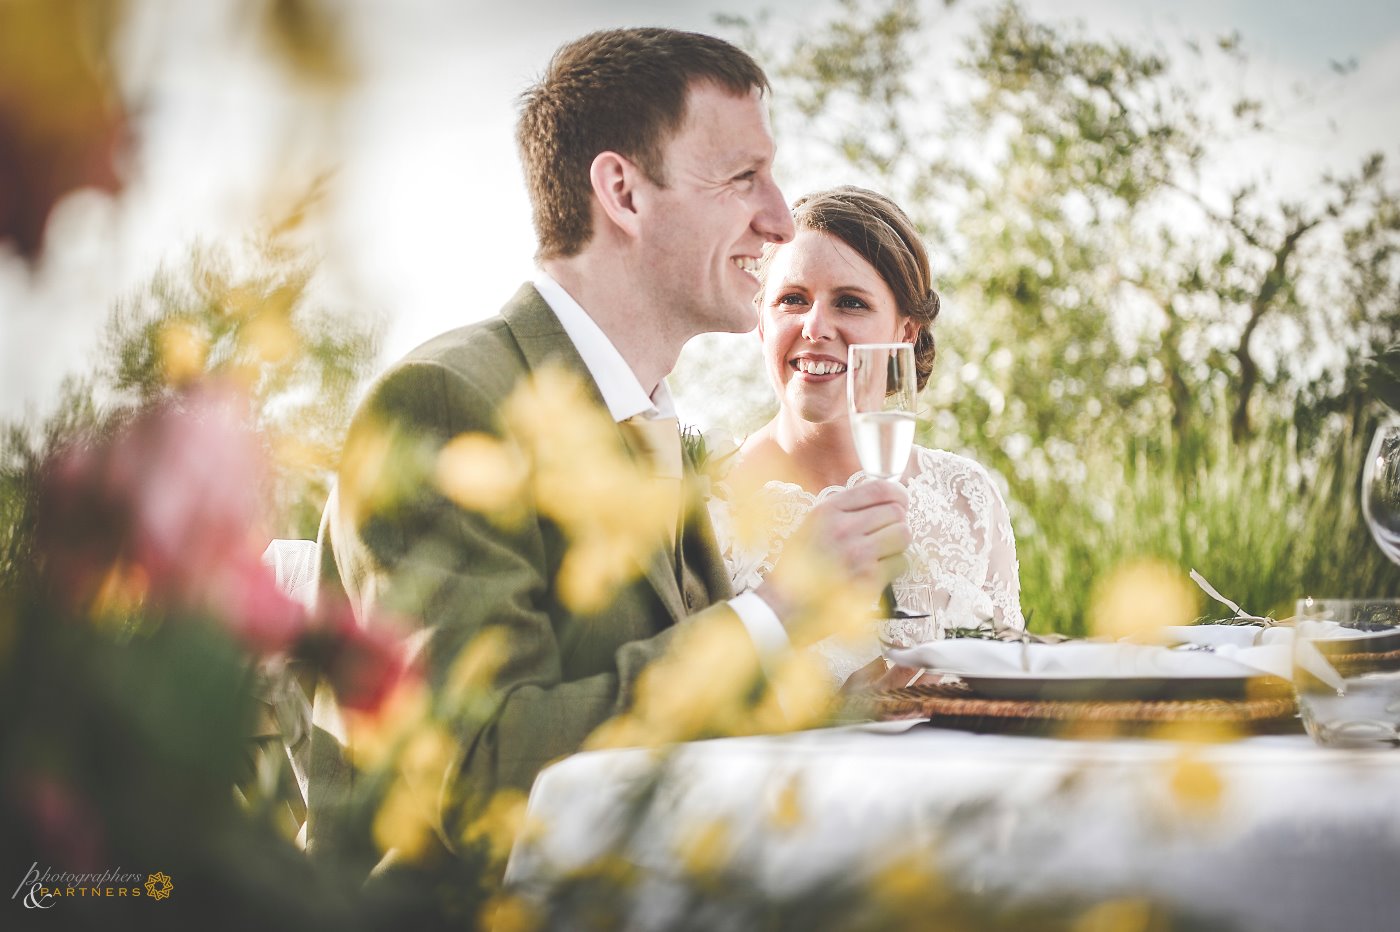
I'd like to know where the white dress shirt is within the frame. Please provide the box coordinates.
[531,272,790,662]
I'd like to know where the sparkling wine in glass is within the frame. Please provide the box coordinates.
[1362,419,1400,566]
[848,342,918,618]
[847,343,917,481]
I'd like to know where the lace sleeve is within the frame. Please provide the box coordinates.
[962,462,1024,632]
[907,449,1024,633]
[707,484,770,595]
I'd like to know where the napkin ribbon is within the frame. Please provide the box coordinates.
[1190,569,1273,624]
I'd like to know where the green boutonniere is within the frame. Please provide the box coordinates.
[680,425,740,496]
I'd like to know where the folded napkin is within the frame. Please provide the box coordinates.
[1161,624,1294,650]
[884,638,1293,681]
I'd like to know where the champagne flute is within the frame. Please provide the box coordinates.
[848,343,918,617]
[1362,419,1400,566]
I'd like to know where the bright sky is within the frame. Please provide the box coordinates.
[3,0,1397,427]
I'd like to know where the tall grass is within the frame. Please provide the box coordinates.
[1011,413,1400,636]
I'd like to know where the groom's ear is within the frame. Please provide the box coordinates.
[589,151,642,238]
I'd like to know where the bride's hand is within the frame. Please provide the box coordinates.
[755,479,910,629]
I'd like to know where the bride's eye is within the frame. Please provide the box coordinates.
[836,295,869,310]
[777,293,808,308]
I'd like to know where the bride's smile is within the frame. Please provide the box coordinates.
[758,228,915,427]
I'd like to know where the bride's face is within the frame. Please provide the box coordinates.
[758,229,915,427]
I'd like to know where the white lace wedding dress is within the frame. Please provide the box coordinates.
[709,445,1024,685]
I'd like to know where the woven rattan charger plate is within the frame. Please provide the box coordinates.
[844,679,1301,736]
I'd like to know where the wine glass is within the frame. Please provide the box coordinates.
[848,343,918,621]
[1362,419,1400,566]
[847,343,917,482]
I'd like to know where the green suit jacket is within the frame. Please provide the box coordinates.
[307,284,747,865]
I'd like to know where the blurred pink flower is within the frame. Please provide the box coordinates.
[214,553,309,655]
[12,776,106,874]
[109,385,266,601]
[36,383,309,654]
[302,595,415,714]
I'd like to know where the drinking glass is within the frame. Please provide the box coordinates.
[880,583,945,647]
[1361,419,1400,566]
[848,343,917,617]
[847,343,917,481]
[1293,597,1400,748]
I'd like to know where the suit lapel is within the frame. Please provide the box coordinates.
[680,461,735,600]
[501,284,605,406]
[501,284,687,626]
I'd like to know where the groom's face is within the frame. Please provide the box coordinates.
[631,82,794,338]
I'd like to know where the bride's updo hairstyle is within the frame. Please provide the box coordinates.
[760,186,941,390]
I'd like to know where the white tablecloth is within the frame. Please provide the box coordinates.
[505,723,1400,931]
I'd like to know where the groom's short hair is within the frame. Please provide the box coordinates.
[517,28,769,261]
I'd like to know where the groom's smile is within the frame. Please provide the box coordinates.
[632,83,792,339]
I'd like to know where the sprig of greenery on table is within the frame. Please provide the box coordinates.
[1366,342,1400,414]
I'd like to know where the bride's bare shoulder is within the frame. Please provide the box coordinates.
[729,425,800,490]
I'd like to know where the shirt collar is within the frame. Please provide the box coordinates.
[532,271,674,421]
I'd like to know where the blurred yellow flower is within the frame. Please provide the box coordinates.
[503,366,611,464]
[500,365,677,613]
[90,561,150,621]
[372,772,437,862]
[159,320,208,385]
[674,818,732,878]
[567,852,642,890]
[1071,897,1158,932]
[1166,749,1223,813]
[867,860,947,913]
[462,788,531,867]
[271,434,330,473]
[344,676,431,772]
[370,723,456,862]
[244,308,300,366]
[443,627,510,707]
[765,541,872,650]
[766,774,804,832]
[479,892,541,932]
[556,535,648,616]
[1088,558,1199,642]
[260,0,358,89]
[722,468,785,554]
[751,651,835,734]
[630,616,762,742]
[226,359,265,393]
[582,713,649,752]
[221,284,261,320]
[435,433,527,517]
[400,725,455,782]
[1149,719,1240,745]
[0,0,127,260]
[340,419,433,524]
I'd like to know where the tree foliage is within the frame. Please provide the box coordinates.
[0,195,382,587]
[717,0,1400,631]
